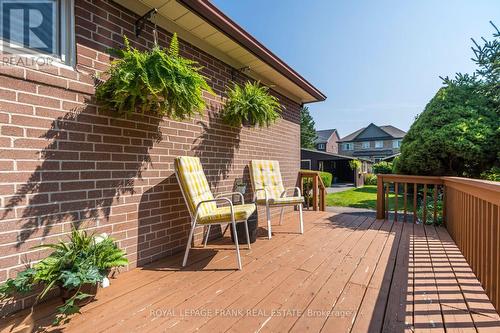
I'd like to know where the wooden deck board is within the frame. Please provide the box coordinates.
[1,211,499,333]
[412,223,446,332]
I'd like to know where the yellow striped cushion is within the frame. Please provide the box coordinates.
[198,204,256,224]
[175,156,216,219]
[256,196,304,205]
[250,160,285,200]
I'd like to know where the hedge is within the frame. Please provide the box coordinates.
[300,170,333,187]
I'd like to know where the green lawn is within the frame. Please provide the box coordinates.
[326,185,413,211]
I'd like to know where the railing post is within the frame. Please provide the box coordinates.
[312,174,318,211]
[376,175,385,219]
[320,187,326,211]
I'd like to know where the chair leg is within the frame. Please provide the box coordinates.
[182,219,197,267]
[266,205,272,240]
[231,221,242,270]
[244,220,251,249]
[279,207,284,225]
[203,225,211,248]
[299,204,304,234]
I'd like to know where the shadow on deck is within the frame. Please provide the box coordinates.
[1,210,499,332]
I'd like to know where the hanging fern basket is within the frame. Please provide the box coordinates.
[96,33,213,120]
[221,81,282,128]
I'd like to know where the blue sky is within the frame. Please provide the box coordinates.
[212,0,500,137]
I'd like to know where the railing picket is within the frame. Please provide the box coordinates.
[385,182,389,220]
[413,183,417,223]
[433,184,438,224]
[312,174,318,211]
[423,184,427,224]
[394,182,398,222]
[403,183,408,222]
[442,184,446,224]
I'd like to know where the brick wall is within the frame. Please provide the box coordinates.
[326,132,339,154]
[0,0,301,314]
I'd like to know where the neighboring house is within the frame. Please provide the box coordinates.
[0,0,325,315]
[338,123,406,162]
[314,129,340,153]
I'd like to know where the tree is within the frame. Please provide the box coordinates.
[300,106,317,149]
[397,22,500,178]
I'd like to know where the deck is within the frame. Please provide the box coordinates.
[2,211,499,332]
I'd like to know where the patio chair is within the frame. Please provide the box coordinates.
[175,156,255,270]
[249,160,304,239]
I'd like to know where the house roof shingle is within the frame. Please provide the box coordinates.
[315,129,337,144]
[338,124,406,142]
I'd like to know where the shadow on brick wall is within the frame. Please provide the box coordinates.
[1,103,162,248]
[137,174,188,267]
[192,108,241,191]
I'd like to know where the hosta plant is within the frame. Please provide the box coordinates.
[0,229,128,325]
[221,81,282,127]
[96,33,213,119]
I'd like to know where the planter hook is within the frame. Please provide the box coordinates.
[135,8,158,39]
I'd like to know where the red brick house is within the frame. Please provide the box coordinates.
[314,129,340,153]
[0,0,325,314]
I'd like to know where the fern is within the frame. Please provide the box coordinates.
[221,81,282,127]
[96,33,213,119]
[168,33,179,56]
[0,229,128,325]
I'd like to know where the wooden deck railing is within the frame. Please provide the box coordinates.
[376,174,500,311]
[443,177,500,312]
[376,174,444,223]
[298,170,326,211]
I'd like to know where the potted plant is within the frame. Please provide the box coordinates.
[96,33,213,119]
[0,229,128,325]
[221,81,282,127]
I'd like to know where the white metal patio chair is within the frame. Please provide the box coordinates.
[249,160,304,239]
[175,156,255,270]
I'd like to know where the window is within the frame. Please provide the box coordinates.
[361,141,370,149]
[342,143,353,151]
[0,0,75,66]
[317,143,325,150]
[375,141,383,148]
[393,139,402,148]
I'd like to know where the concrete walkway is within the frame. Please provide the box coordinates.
[326,205,376,217]
[326,183,355,194]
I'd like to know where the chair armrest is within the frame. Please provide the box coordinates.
[216,192,245,204]
[281,187,301,198]
[254,188,269,203]
[194,197,234,223]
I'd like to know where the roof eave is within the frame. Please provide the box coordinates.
[177,0,327,102]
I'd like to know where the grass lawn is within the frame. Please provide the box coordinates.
[326,185,413,211]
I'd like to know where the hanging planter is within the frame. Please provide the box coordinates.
[221,81,282,128]
[96,33,214,120]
